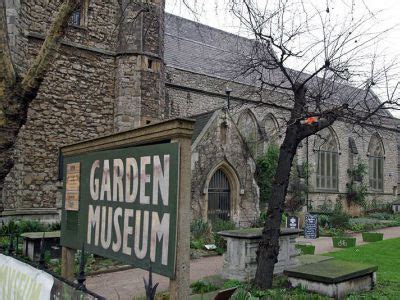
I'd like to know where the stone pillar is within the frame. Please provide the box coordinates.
[169,136,192,299]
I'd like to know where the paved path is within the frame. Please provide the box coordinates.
[86,256,223,300]
[87,226,400,299]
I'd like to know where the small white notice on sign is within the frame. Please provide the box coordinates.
[0,254,54,300]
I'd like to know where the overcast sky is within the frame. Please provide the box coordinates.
[165,0,400,117]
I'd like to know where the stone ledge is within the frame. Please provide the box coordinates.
[218,228,302,239]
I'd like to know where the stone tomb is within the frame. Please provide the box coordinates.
[21,231,61,261]
[219,228,302,281]
[284,260,377,299]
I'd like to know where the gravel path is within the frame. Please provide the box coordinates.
[86,226,400,299]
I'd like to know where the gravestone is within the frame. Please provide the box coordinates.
[287,216,299,229]
[304,214,318,239]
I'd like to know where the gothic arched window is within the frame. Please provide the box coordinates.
[368,134,384,191]
[238,110,258,156]
[315,128,339,190]
[264,114,279,144]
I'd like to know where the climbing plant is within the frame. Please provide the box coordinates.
[346,160,368,207]
[256,144,279,204]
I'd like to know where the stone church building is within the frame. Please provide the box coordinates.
[2,0,399,225]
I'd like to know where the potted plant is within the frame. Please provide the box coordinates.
[362,232,384,242]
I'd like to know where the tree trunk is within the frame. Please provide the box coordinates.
[0,0,79,211]
[254,86,306,289]
[253,125,300,289]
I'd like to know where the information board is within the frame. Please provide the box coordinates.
[60,143,180,278]
[304,214,318,239]
[286,216,299,229]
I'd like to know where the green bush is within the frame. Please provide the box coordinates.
[318,214,331,228]
[367,212,393,220]
[190,280,218,294]
[329,202,350,229]
[0,220,59,235]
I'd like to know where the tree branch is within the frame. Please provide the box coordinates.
[19,0,79,102]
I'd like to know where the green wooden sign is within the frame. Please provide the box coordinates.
[60,143,180,278]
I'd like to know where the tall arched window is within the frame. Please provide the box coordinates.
[315,128,339,190]
[237,110,258,156]
[368,134,384,191]
[264,114,279,144]
[208,169,231,223]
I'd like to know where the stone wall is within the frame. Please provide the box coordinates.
[191,110,259,225]
[2,0,168,219]
[166,66,399,213]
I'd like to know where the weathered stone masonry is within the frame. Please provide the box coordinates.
[2,0,165,220]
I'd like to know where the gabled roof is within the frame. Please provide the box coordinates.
[190,110,219,143]
[164,13,394,120]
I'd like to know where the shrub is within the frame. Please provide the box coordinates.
[329,201,350,229]
[318,214,331,228]
[190,280,218,294]
[367,212,393,220]
[0,220,58,235]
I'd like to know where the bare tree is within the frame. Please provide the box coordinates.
[226,0,400,289]
[0,0,80,210]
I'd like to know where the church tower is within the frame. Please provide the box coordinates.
[114,0,165,132]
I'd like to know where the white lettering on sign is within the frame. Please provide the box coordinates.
[140,156,151,204]
[152,155,170,206]
[0,254,54,300]
[126,158,138,203]
[89,155,170,205]
[90,160,100,200]
[86,154,172,266]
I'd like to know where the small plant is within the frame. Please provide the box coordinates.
[190,219,210,240]
[190,280,218,294]
[190,239,205,250]
[223,279,243,289]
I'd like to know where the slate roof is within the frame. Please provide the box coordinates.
[164,13,394,119]
[165,13,259,85]
[190,110,218,143]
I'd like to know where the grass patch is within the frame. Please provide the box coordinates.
[325,238,400,299]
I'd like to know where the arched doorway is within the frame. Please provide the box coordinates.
[207,169,231,223]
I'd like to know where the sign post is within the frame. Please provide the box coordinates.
[60,119,194,298]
